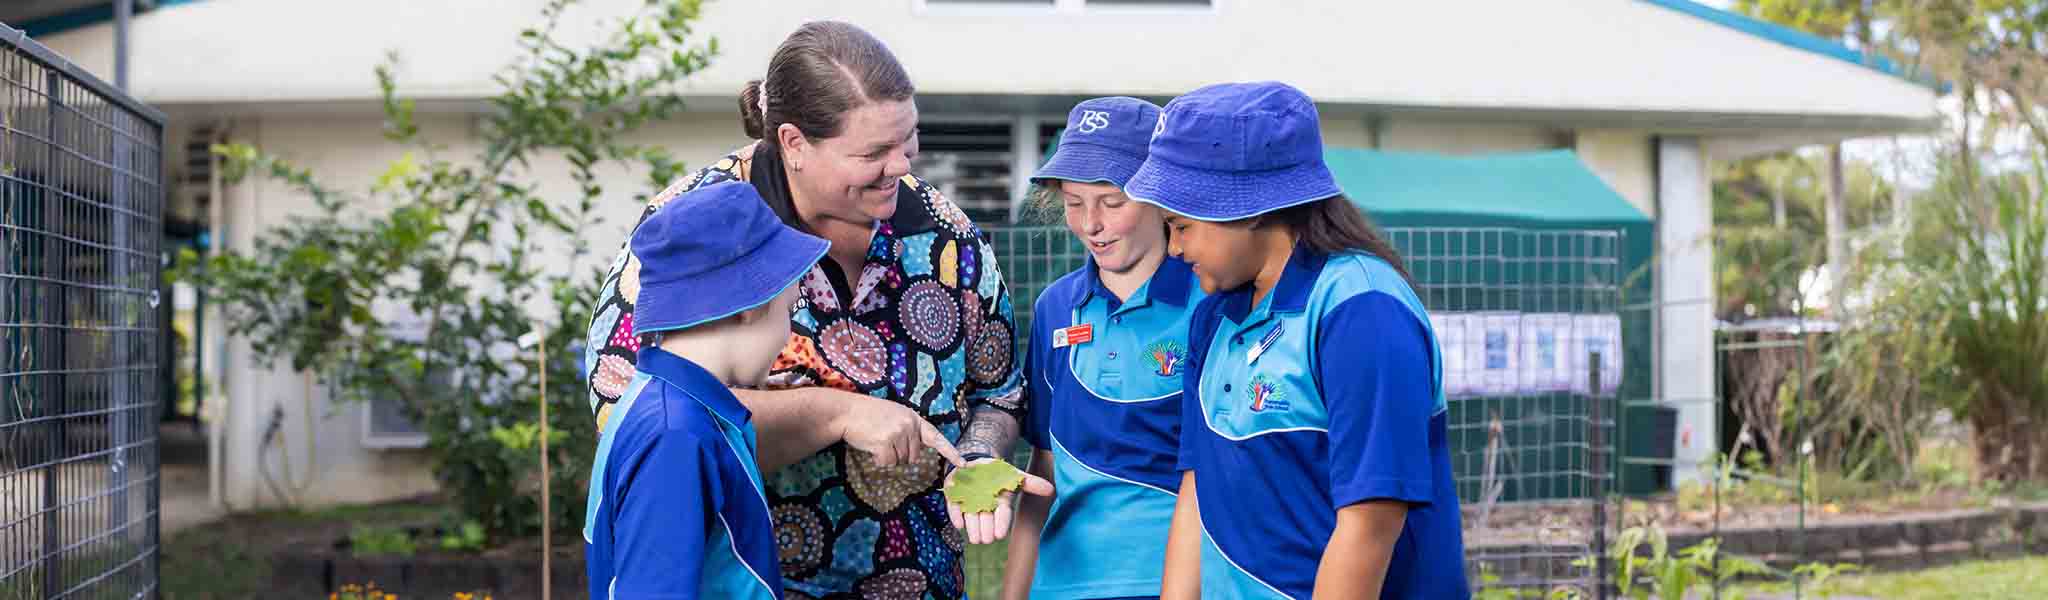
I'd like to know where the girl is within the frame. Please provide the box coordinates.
[1133,82,1469,600]
[972,96,1200,600]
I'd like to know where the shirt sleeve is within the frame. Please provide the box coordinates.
[1023,292,1057,450]
[610,431,722,597]
[964,234,1027,419]
[1319,292,1439,508]
[1178,296,1221,472]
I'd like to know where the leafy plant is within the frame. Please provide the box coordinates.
[175,0,719,538]
[348,526,418,558]
[440,519,488,552]
[1579,525,1769,600]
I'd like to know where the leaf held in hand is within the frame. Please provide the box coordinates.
[945,461,1026,514]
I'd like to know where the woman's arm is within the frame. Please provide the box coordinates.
[1313,501,1408,598]
[998,449,1057,600]
[1161,470,1202,600]
[737,386,961,474]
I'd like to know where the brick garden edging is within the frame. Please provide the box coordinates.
[270,546,586,599]
[1469,502,2048,585]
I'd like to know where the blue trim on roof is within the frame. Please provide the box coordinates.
[18,0,202,39]
[1640,0,1941,91]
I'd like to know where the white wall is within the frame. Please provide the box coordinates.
[1380,119,1563,155]
[41,0,1935,127]
[1577,129,1658,217]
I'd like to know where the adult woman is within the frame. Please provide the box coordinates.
[989,96,1198,600]
[1136,82,1469,599]
[583,21,1041,599]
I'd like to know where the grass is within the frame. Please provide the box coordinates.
[1740,556,2048,599]
[964,541,1010,599]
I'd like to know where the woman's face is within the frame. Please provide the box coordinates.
[781,98,921,225]
[1165,214,1264,294]
[1059,181,1168,276]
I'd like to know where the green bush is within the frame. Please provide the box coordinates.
[175,0,718,538]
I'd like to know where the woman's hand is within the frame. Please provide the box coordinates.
[943,457,1055,545]
[833,391,964,467]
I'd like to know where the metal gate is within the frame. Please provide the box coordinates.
[0,23,166,599]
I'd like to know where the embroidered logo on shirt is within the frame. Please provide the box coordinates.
[1146,340,1188,377]
[1076,110,1112,134]
[1247,374,1290,413]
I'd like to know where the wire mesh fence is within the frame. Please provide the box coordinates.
[0,24,166,600]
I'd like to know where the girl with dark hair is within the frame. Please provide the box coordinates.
[1129,82,1469,600]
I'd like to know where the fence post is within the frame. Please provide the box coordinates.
[1590,350,1608,600]
[40,68,67,600]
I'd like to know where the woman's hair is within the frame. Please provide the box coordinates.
[739,21,915,141]
[1262,196,1414,286]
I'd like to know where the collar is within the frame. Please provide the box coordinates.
[1060,255,1197,315]
[1220,241,1326,325]
[636,347,751,426]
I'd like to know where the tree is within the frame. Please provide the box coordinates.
[177,0,718,536]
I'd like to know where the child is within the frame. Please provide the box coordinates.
[584,181,828,599]
[990,97,1202,600]
[1132,82,1470,599]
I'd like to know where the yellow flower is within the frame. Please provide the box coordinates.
[455,594,474,600]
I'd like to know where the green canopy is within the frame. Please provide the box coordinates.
[1325,148,1650,226]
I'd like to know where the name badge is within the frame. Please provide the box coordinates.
[1053,324,1094,349]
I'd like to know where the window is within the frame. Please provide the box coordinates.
[912,121,1018,223]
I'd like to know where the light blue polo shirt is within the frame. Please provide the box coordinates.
[585,348,782,599]
[1179,245,1468,600]
[1023,257,1203,600]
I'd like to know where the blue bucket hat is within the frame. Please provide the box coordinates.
[631,181,828,336]
[1126,81,1343,222]
[1032,96,1162,188]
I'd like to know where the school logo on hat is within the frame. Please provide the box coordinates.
[1153,112,1166,138]
[1076,110,1111,134]
[1146,340,1188,377]
[1247,374,1290,413]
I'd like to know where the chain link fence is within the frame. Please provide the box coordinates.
[0,23,166,600]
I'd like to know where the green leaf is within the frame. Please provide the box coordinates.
[944,461,1027,514]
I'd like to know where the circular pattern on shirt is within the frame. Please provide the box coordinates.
[959,291,984,346]
[879,518,914,562]
[845,446,943,513]
[968,322,1014,386]
[859,568,929,600]
[818,319,888,387]
[900,280,960,351]
[772,502,828,573]
[591,354,635,400]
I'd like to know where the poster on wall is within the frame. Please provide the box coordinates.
[1475,312,1521,396]
[1432,312,1476,397]
[1570,313,1624,395]
[1518,313,1573,393]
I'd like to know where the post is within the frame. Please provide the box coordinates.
[42,68,68,600]
[114,0,132,90]
[1590,350,1608,600]
[540,325,552,600]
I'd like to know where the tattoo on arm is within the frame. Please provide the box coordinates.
[958,409,1021,459]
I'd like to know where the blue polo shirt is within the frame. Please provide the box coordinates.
[1023,257,1202,600]
[1179,245,1468,600]
[585,348,782,599]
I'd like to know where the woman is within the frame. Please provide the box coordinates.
[983,97,1199,600]
[582,21,1044,600]
[1135,82,1469,599]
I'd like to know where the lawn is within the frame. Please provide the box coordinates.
[1740,556,2048,600]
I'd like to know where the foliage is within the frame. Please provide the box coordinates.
[440,519,489,552]
[174,0,719,537]
[1578,524,1772,600]
[1741,555,2048,600]
[348,525,418,558]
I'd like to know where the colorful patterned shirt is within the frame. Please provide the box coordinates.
[584,145,1024,599]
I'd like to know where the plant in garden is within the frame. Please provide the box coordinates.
[175,0,719,537]
[1580,524,1770,600]
[348,525,418,558]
